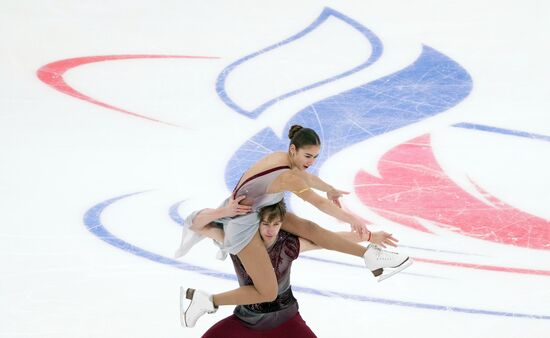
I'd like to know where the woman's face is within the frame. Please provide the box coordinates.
[290,145,320,171]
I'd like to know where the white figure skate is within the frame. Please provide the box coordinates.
[180,287,217,328]
[363,244,412,282]
[174,224,204,258]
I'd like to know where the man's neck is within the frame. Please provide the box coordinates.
[263,236,278,249]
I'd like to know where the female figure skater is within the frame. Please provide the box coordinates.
[176,125,412,327]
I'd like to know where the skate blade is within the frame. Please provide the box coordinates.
[377,258,413,282]
[179,287,186,327]
[180,287,195,328]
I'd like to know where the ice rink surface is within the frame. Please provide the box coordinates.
[1,1,549,337]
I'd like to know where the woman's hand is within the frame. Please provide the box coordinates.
[368,231,399,248]
[326,188,349,208]
[222,195,252,217]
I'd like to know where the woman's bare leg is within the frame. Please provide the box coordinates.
[195,223,224,243]
[212,231,278,306]
[282,212,367,257]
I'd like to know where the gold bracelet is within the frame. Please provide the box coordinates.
[293,187,310,195]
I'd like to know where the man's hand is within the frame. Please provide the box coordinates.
[368,231,399,248]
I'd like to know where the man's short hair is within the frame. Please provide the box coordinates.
[259,200,287,223]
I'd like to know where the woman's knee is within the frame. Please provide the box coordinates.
[238,234,279,302]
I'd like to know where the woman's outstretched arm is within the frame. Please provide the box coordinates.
[282,173,368,234]
[293,170,349,207]
[284,174,400,246]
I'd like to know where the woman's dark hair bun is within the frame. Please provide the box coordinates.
[288,125,303,139]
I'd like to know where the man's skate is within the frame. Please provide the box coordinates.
[363,244,412,282]
[180,287,217,328]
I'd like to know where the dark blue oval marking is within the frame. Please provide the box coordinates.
[83,192,236,280]
[454,122,550,142]
[83,192,550,321]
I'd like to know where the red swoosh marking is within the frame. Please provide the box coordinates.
[37,55,219,127]
[355,134,550,250]
[412,257,550,276]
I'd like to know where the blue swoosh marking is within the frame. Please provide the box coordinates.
[83,192,550,320]
[225,127,288,191]
[216,7,383,119]
[225,45,473,189]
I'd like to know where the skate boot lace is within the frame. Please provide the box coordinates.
[372,245,397,261]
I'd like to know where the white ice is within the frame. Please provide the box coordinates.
[1,1,550,337]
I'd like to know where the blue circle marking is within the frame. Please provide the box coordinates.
[83,191,550,321]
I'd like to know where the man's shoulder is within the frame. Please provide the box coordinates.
[277,230,300,259]
[278,230,298,241]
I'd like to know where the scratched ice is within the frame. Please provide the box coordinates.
[1,2,550,338]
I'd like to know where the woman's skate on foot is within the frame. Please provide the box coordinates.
[180,287,217,328]
[174,219,205,258]
[363,244,412,282]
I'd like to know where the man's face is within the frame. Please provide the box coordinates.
[259,216,283,247]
